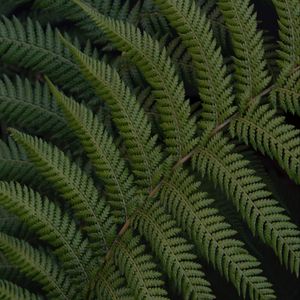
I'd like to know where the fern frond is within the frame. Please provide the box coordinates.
[271,0,300,69]
[34,0,140,43]
[60,37,163,190]
[230,101,300,184]
[268,1,300,115]
[0,280,42,300]
[47,79,141,222]
[199,0,229,52]
[134,201,215,300]
[0,206,30,239]
[10,130,116,258]
[160,167,275,300]
[0,232,76,300]
[152,0,236,128]
[139,0,171,37]
[113,231,169,299]
[0,16,95,100]
[94,260,134,300]
[192,133,300,276]
[0,181,92,290]
[270,64,300,116]
[218,0,271,110]
[0,76,72,141]
[71,0,198,158]
[0,138,40,185]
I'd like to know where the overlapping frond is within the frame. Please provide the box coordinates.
[0,232,75,300]
[94,260,134,300]
[268,0,300,115]
[134,201,214,300]
[152,0,236,128]
[47,79,141,222]
[160,167,275,300]
[0,138,40,185]
[218,0,271,110]
[113,231,169,299]
[270,64,300,116]
[271,0,300,69]
[10,130,116,258]
[192,133,300,276]
[34,0,141,42]
[0,16,96,100]
[230,101,300,184]
[0,206,30,240]
[0,76,71,141]
[0,280,42,300]
[0,181,92,290]
[0,1,300,299]
[60,37,163,190]
[71,0,198,158]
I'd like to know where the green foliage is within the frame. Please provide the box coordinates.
[134,201,214,299]
[0,232,75,299]
[0,0,300,299]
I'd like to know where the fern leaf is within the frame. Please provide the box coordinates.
[271,0,300,69]
[71,0,198,158]
[134,201,215,300]
[0,206,30,239]
[160,167,275,300]
[47,79,141,222]
[268,1,300,115]
[152,0,236,128]
[10,130,116,258]
[218,0,271,110]
[34,0,140,43]
[113,231,169,300]
[0,232,76,300]
[0,138,41,186]
[0,16,95,100]
[94,260,134,300]
[0,181,92,290]
[0,76,72,141]
[192,133,300,276]
[230,101,300,184]
[60,37,163,190]
[270,64,300,116]
[0,280,42,300]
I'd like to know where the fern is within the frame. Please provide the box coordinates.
[0,181,93,289]
[33,0,141,43]
[59,37,163,189]
[0,232,75,299]
[218,0,271,110]
[10,130,116,258]
[0,1,300,299]
[192,132,300,276]
[230,101,300,184]
[112,231,169,300]
[93,260,134,300]
[0,280,42,300]
[0,138,40,185]
[0,76,71,142]
[0,16,97,101]
[47,79,141,222]
[160,167,275,300]
[134,201,214,300]
[152,0,236,128]
[71,0,198,158]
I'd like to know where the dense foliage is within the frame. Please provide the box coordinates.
[0,0,300,299]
